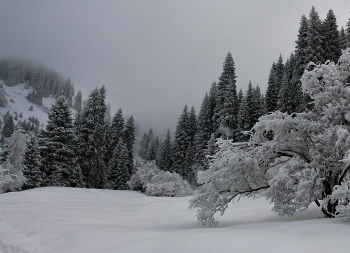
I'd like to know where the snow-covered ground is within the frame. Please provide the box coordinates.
[1,188,349,253]
[0,81,56,128]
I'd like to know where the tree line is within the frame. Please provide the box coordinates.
[139,7,350,189]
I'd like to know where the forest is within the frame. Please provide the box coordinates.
[1,6,350,226]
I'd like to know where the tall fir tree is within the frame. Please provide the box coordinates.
[322,9,341,63]
[123,116,136,175]
[22,134,42,190]
[236,96,251,142]
[157,129,172,171]
[171,105,190,178]
[76,87,107,188]
[345,18,350,48]
[340,27,347,50]
[74,90,82,111]
[305,6,324,65]
[214,52,238,138]
[105,109,124,167]
[40,96,83,187]
[1,126,28,192]
[107,139,130,190]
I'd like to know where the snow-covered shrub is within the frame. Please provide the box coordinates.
[190,48,350,226]
[128,161,192,197]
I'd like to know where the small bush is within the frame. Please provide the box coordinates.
[128,161,193,197]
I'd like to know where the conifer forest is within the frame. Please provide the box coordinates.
[2,5,350,230]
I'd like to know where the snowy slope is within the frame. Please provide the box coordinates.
[1,188,349,253]
[0,81,56,129]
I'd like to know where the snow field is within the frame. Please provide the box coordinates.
[1,188,350,253]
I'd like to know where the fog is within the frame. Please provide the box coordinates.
[1,1,349,136]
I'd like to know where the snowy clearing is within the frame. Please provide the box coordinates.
[1,188,349,253]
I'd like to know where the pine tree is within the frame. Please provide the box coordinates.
[322,9,341,63]
[207,82,217,135]
[305,6,324,65]
[1,126,28,192]
[76,87,107,188]
[236,96,251,142]
[345,18,350,48]
[2,114,15,138]
[340,27,347,50]
[265,62,277,112]
[105,109,124,167]
[74,90,82,111]
[171,105,190,178]
[188,106,197,145]
[40,96,83,187]
[193,93,211,171]
[157,129,172,171]
[123,116,135,175]
[278,54,303,114]
[22,135,42,190]
[214,52,238,138]
[107,139,130,190]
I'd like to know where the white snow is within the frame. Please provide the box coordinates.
[1,188,349,253]
[0,81,54,128]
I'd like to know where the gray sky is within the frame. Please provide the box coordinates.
[1,1,349,136]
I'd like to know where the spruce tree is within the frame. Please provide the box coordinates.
[22,135,42,190]
[322,9,341,63]
[171,105,190,178]
[214,52,238,138]
[2,114,15,138]
[236,96,250,142]
[105,109,124,167]
[340,27,347,50]
[40,96,83,187]
[1,126,28,192]
[157,129,172,171]
[305,6,324,65]
[265,62,277,112]
[123,116,135,175]
[74,90,82,111]
[345,18,350,48]
[107,139,130,190]
[76,87,107,188]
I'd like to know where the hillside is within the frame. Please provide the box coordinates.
[1,187,350,253]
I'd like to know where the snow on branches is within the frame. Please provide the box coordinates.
[190,48,350,226]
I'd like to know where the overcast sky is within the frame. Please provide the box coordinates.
[1,1,349,136]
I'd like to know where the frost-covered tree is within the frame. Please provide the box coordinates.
[76,87,107,188]
[40,96,83,187]
[322,9,341,63]
[107,139,130,190]
[266,55,284,112]
[22,135,42,190]
[305,6,324,65]
[171,105,191,178]
[1,126,28,192]
[74,90,82,111]
[189,49,350,226]
[123,116,136,175]
[105,109,124,167]
[157,129,172,171]
[214,53,238,137]
[2,114,14,139]
[0,87,8,108]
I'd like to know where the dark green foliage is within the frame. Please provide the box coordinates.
[157,129,172,171]
[322,9,341,63]
[171,105,191,178]
[22,135,42,190]
[2,114,14,138]
[107,139,130,190]
[214,52,238,137]
[74,90,82,111]
[305,6,324,65]
[76,87,107,188]
[40,96,83,187]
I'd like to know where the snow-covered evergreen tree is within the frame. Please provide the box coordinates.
[105,109,124,167]
[322,9,341,63]
[157,129,172,171]
[22,134,42,190]
[107,139,130,190]
[77,87,107,188]
[74,90,82,111]
[1,126,28,192]
[171,105,191,178]
[123,116,135,175]
[40,96,83,187]
[214,53,238,138]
